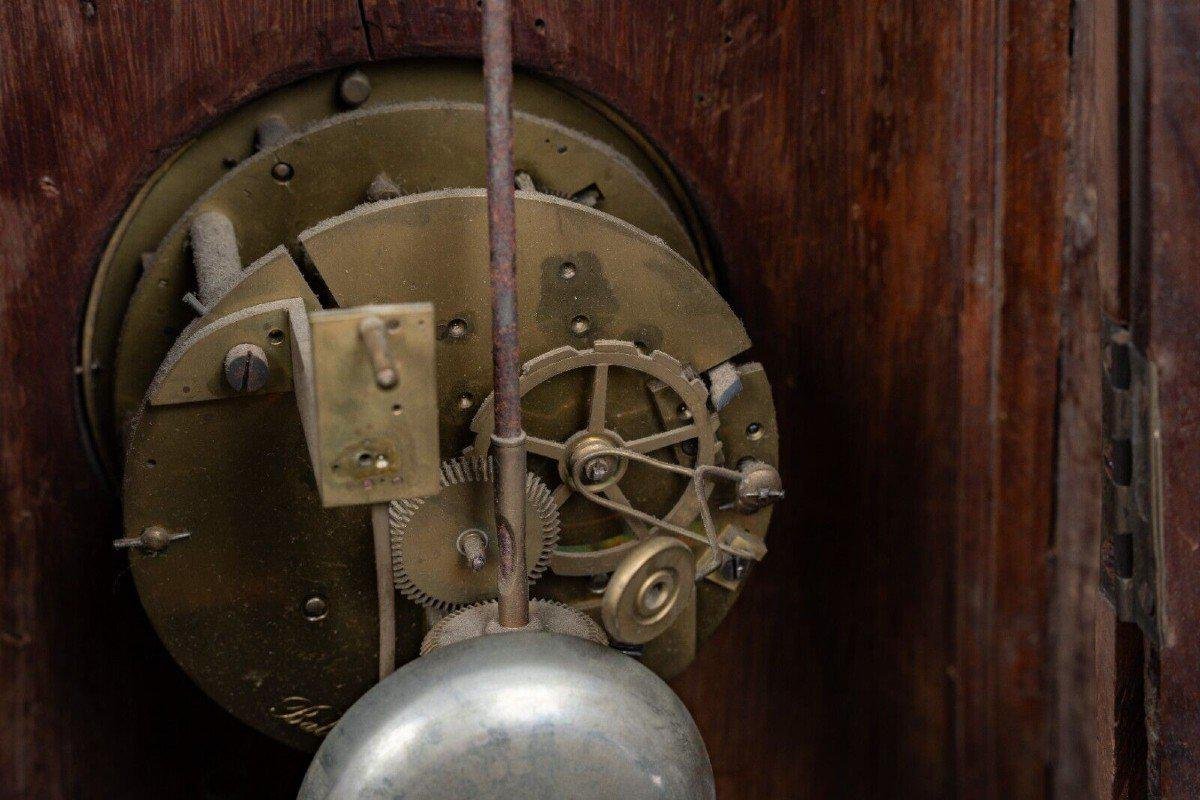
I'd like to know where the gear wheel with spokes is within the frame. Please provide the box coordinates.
[389,455,560,611]
[470,340,720,576]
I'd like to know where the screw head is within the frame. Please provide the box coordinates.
[446,318,469,340]
[583,455,614,483]
[457,392,475,411]
[733,459,784,513]
[223,343,270,392]
[271,161,294,182]
[570,315,591,336]
[338,69,372,108]
[140,525,172,552]
[302,595,329,621]
[721,556,749,582]
[559,262,577,280]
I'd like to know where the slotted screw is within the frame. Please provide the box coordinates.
[223,343,269,393]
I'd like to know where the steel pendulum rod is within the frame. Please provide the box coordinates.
[483,0,529,628]
[371,503,398,679]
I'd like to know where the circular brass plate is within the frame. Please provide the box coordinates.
[122,191,769,748]
[602,537,696,644]
[83,61,711,475]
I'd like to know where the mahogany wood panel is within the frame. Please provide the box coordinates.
[363,2,1070,795]
[990,2,1072,797]
[1086,0,1147,796]
[953,0,1005,793]
[1138,0,1200,795]
[1052,0,1104,794]
[1,1,1080,798]
[0,4,369,799]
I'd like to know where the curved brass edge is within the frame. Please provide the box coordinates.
[304,192,747,374]
[84,63,709,478]
[544,72,719,284]
[111,104,699,447]
[146,300,301,407]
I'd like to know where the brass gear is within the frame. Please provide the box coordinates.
[471,340,720,576]
[389,455,559,611]
[420,598,608,656]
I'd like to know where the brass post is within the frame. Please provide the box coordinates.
[358,315,398,389]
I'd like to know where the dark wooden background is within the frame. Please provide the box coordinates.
[1,2,1195,799]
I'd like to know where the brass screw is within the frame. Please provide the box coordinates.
[271,161,294,182]
[570,315,591,336]
[302,595,329,621]
[583,456,614,483]
[223,343,269,393]
[456,529,489,572]
[447,318,469,340]
[338,69,372,108]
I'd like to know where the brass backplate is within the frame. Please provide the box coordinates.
[86,63,710,475]
[110,105,776,743]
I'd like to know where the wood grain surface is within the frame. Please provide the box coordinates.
[1052,0,1103,794]
[0,4,368,799]
[0,1,1133,798]
[1138,1,1200,795]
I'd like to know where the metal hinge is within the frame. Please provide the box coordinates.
[1101,316,1167,645]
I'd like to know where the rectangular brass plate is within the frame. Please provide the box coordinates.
[299,303,440,507]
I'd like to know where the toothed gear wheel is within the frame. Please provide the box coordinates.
[389,455,559,611]
[420,598,609,656]
[471,340,720,576]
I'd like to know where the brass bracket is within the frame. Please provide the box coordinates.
[292,303,441,508]
[1101,316,1168,645]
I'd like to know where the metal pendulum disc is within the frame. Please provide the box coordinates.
[601,536,696,645]
[299,632,716,800]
